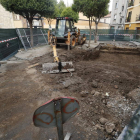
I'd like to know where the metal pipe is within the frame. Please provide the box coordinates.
[54,99,64,140]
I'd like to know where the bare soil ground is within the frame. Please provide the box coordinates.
[0,45,140,140]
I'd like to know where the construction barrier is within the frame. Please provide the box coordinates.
[80,29,140,42]
[17,28,49,50]
[0,28,140,61]
[0,29,20,61]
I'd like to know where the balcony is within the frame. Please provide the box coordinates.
[136,15,140,21]
[128,1,134,7]
[126,17,131,22]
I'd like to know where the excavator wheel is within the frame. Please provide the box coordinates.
[82,34,86,44]
[78,35,83,45]
[70,35,76,49]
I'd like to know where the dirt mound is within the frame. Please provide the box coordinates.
[59,49,100,62]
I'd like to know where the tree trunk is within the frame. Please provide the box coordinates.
[28,20,33,47]
[89,17,92,47]
[95,23,98,43]
[47,18,51,28]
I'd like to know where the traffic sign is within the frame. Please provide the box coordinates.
[33,97,80,140]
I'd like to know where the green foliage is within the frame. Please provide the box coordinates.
[72,0,109,21]
[57,0,66,16]
[61,7,79,23]
[0,0,55,20]
[72,0,110,43]
[45,0,60,19]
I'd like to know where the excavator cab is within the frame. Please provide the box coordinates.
[48,17,86,49]
[55,17,76,37]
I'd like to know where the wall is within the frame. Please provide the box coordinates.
[43,13,110,29]
[100,17,111,24]
[0,4,14,28]
[125,0,140,30]
[110,0,128,29]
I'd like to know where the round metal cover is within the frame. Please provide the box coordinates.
[33,97,80,128]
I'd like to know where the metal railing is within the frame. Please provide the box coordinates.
[126,17,131,22]
[136,15,140,21]
[128,1,134,7]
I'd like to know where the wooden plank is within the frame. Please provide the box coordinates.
[28,63,40,69]
[64,132,71,140]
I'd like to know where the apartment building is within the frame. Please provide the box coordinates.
[110,0,129,29]
[125,0,140,30]
[0,4,15,28]
[0,4,44,29]
[100,12,111,24]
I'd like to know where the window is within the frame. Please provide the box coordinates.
[115,3,118,9]
[127,11,132,22]
[13,14,20,20]
[120,18,122,23]
[65,20,71,32]
[126,27,129,30]
[56,20,66,36]
[122,6,124,11]
[104,19,106,23]
[111,26,115,29]
[114,14,117,20]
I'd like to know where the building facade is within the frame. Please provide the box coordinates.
[0,4,15,28]
[44,13,110,29]
[125,0,140,30]
[110,0,129,30]
[100,12,111,24]
[0,4,44,29]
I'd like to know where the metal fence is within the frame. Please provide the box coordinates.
[17,28,49,51]
[80,29,140,43]
[0,29,19,60]
[0,28,140,61]
[118,105,140,140]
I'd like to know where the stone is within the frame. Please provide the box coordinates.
[95,124,102,130]
[102,99,106,104]
[105,122,115,134]
[95,106,99,109]
[80,91,89,97]
[101,110,105,114]
[99,118,108,125]
[114,85,118,89]
[94,91,101,96]
[91,90,96,95]
[127,88,140,104]
[91,80,98,88]
[63,77,82,88]
[82,44,89,50]
[90,102,93,105]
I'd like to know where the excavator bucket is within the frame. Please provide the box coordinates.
[42,62,74,74]
[42,43,74,74]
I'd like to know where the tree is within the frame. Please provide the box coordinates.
[92,0,109,43]
[0,0,55,47]
[57,0,66,16]
[45,0,60,28]
[72,0,109,45]
[61,7,79,23]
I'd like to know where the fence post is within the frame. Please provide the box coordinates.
[16,29,27,51]
[40,29,48,44]
[23,29,32,49]
[114,29,117,41]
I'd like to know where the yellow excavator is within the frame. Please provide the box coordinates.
[43,17,86,74]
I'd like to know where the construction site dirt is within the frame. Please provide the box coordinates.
[0,44,140,140]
